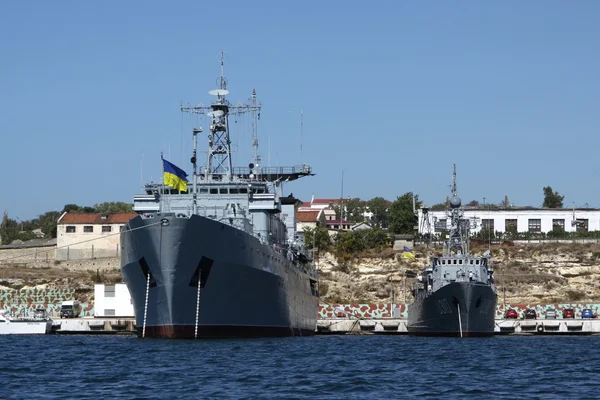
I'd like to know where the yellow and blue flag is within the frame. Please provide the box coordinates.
[402,245,416,260]
[162,158,188,192]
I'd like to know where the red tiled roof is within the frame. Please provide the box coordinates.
[59,212,138,225]
[326,219,351,225]
[296,210,320,223]
[312,198,342,205]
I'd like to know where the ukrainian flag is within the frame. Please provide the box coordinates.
[402,245,416,260]
[163,158,188,192]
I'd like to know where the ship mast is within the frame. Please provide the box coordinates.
[446,163,466,257]
[181,52,262,181]
[251,89,261,171]
[191,127,201,214]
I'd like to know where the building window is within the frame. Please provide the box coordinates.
[435,219,447,232]
[528,219,541,232]
[104,285,116,297]
[482,219,494,231]
[576,219,589,232]
[120,225,125,232]
[104,309,116,316]
[102,226,112,233]
[552,219,565,231]
[84,226,93,233]
[505,219,517,231]
[66,226,76,233]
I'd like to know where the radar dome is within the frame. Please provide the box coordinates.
[450,196,461,208]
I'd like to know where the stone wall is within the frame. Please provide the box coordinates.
[56,247,120,261]
[0,245,118,271]
[0,245,56,265]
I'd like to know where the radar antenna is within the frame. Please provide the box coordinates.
[180,51,261,181]
[452,163,457,198]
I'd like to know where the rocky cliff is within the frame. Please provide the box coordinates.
[1,243,599,305]
[317,242,600,305]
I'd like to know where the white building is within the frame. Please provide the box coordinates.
[94,283,134,317]
[298,197,382,226]
[56,212,138,260]
[417,207,600,235]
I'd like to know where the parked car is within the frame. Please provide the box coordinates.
[545,308,557,319]
[562,308,575,319]
[524,309,537,319]
[504,309,518,319]
[582,309,595,319]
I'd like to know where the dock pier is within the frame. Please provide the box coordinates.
[317,318,600,335]
[48,317,600,336]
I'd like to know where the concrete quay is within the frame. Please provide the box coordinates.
[47,317,600,336]
[51,317,136,335]
[317,318,600,335]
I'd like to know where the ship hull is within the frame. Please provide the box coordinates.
[407,282,497,337]
[121,214,319,339]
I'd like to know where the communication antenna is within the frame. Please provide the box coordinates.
[300,106,304,162]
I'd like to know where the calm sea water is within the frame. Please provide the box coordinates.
[1,334,599,399]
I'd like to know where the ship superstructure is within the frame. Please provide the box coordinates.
[407,165,497,337]
[120,54,319,338]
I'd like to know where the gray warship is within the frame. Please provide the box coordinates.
[407,165,497,337]
[120,54,319,338]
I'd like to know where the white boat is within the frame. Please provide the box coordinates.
[0,309,53,335]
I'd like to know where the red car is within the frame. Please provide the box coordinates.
[562,308,575,319]
[504,309,518,319]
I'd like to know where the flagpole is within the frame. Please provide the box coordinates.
[161,152,165,212]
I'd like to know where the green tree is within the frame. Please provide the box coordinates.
[332,198,365,223]
[501,195,510,208]
[0,211,18,245]
[39,211,61,238]
[466,200,479,207]
[62,204,81,213]
[388,192,421,234]
[367,197,389,228]
[94,201,133,214]
[302,226,331,252]
[543,186,564,208]
[333,229,392,259]
[62,204,95,213]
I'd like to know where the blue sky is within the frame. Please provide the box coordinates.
[1,1,599,220]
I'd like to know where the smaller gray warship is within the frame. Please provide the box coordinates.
[407,165,497,337]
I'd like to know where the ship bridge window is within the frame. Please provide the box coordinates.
[230,188,239,194]
[199,188,208,194]
[476,260,480,265]
[453,260,457,265]
[220,188,228,194]
[239,188,248,194]
[210,188,218,194]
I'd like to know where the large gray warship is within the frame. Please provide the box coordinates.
[407,165,497,337]
[120,54,319,338]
